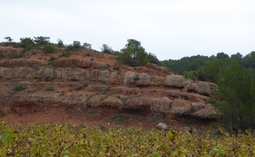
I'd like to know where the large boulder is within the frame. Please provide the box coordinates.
[164,75,186,88]
[198,82,211,96]
[40,68,54,81]
[191,103,217,119]
[150,75,165,86]
[150,97,172,113]
[135,73,151,86]
[98,70,110,84]
[170,99,191,115]
[186,81,199,92]
[123,97,151,110]
[100,96,123,108]
[123,71,136,86]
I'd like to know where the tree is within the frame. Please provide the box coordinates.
[147,52,160,65]
[214,60,255,131]
[66,41,82,51]
[57,39,64,47]
[43,44,56,53]
[242,51,255,69]
[33,36,50,45]
[101,44,113,54]
[197,60,221,82]
[19,37,35,50]
[119,39,149,66]
[82,42,92,50]
[216,52,230,67]
[4,37,12,42]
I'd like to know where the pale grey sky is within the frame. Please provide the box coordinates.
[1,0,255,60]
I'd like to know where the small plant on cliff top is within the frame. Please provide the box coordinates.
[13,83,26,91]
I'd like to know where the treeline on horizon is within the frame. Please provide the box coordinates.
[1,36,255,131]
[163,52,255,131]
[162,52,255,83]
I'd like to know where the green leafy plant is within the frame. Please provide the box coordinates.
[43,44,56,53]
[0,129,18,148]
[13,83,25,91]
[100,64,111,70]
[46,86,54,91]
[19,37,35,51]
[60,51,71,57]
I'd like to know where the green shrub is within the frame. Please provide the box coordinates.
[100,64,111,70]
[19,37,35,50]
[75,86,83,91]
[113,66,120,71]
[13,83,26,91]
[43,44,56,53]
[33,36,50,45]
[101,44,113,54]
[46,86,54,91]
[60,52,71,57]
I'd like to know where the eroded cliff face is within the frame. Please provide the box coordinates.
[0,47,217,127]
[0,47,219,128]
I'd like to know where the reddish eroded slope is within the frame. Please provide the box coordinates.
[0,46,218,130]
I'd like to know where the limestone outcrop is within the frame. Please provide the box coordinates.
[0,52,217,120]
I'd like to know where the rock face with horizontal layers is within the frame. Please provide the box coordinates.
[164,75,186,88]
[0,49,217,121]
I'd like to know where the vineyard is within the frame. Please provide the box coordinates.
[0,122,254,156]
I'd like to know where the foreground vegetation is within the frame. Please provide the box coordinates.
[0,122,255,156]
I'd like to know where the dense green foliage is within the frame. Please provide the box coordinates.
[210,60,255,131]
[101,44,114,54]
[33,36,50,45]
[162,52,255,82]
[1,122,255,156]
[118,39,161,66]
[43,44,56,53]
[163,52,255,131]
[13,83,26,91]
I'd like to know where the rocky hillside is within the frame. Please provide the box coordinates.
[0,46,217,129]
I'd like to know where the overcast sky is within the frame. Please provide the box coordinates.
[1,0,255,60]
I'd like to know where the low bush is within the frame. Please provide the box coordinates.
[46,86,54,91]
[43,44,56,53]
[13,83,26,91]
[60,52,71,57]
